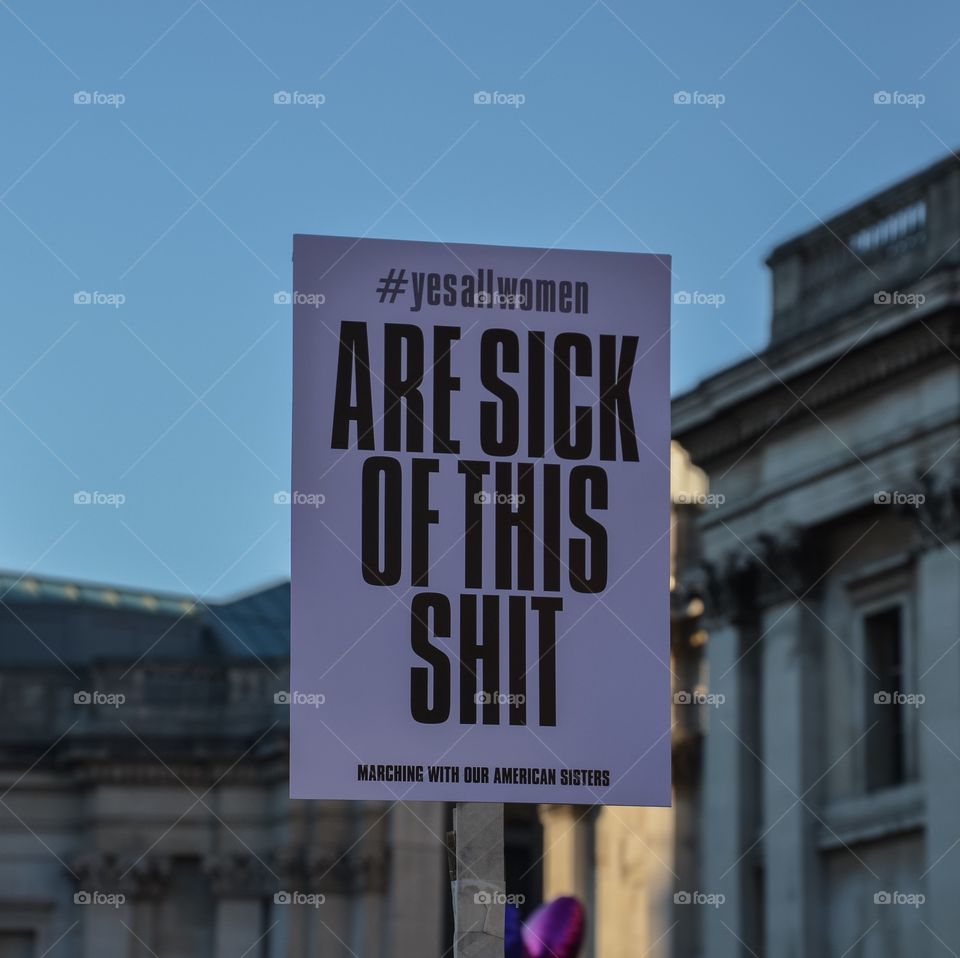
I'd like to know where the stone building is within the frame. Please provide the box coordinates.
[673,152,960,956]
[537,442,708,958]
[6,152,960,958]
[0,576,449,957]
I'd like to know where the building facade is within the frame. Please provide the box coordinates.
[0,577,449,957]
[537,442,708,958]
[5,155,960,958]
[673,153,960,956]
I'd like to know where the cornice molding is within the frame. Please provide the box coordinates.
[676,311,958,469]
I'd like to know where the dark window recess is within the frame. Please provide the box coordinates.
[865,607,906,790]
[504,803,543,918]
[0,932,36,958]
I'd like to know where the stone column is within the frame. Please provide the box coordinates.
[127,857,171,957]
[205,854,268,958]
[916,544,960,953]
[347,809,390,958]
[72,852,136,958]
[538,804,591,904]
[302,800,364,957]
[80,900,133,957]
[267,891,292,958]
[594,805,673,958]
[215,900,264,957]
[385,801,447,958]
[699,620,746,958]
[759,600,819,957]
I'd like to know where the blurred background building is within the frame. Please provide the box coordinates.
[673,151,960,958]
[0,578,449,957]
[2,153,960,958]
[536,443,708,958]
[539,152,960,958]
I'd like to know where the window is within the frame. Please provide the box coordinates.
[0,932,35,958]
[849,200,926,256]
[864,606,906,790]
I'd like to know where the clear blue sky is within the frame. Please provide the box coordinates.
[1,0,957,598]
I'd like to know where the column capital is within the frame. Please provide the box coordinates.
[700,526,821,622]
[204,853,272,899]
[700,552,760,624]
[273,844,389,895]
[71,851,172,900]
[903,467,960,545]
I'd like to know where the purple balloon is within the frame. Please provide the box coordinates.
[522,897,585,958]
